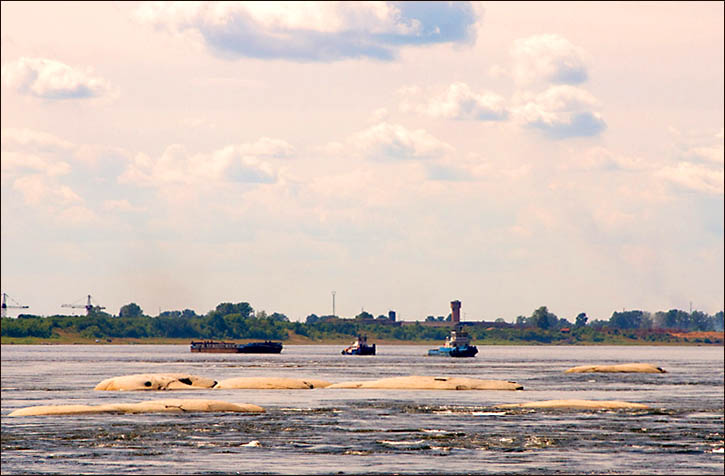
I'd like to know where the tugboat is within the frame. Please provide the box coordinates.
[190,340,283,354]
[427,325,478,358]
[341,334,376,355]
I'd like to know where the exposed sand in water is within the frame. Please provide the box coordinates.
[214,377,332,389]
[94,374,526,391]
[564,363,666,373]
[327,375,523,390]
[496,399,650,409]
[94,373,217,391]
[9,399,265,416]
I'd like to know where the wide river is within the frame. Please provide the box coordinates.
[1,344,723,475]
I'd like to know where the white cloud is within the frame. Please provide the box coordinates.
[397,84,422,97]
[11,174,81,206]
[135,1,477,61]
[0,128,114,227]
[669,127,725,165]
[103,199,147,213]
[657,128,724,195]
[227,2,418,35]
[423,82,508,121]
[316,141,345,157]
[488,64,509,79]
[352,122,454,161]
[0,151,71,177]
[119,141,281,187]
[370,107,390,123]
[592,205,637,232]
[1,128,130,181]
[1,128,75,152]
[514,85,606,139]
[57,205,98,225]
[688,144,724,165]
[1,128,75,180]
[302,166,412,211]
[237,137,295,158]
[564,146,651,172]
[424,153,528,183]
[657,162,724,195]
[1,57,113,99]
[511,34,588,85]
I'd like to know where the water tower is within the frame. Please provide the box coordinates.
[450,300,461,323]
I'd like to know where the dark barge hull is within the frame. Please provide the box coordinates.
[237,342,283,354]
[190,341,283,354]
[449,345,478,357]
[427,345,478,358]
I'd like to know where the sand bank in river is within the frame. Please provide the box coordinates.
[9,399,264,416]
[214,377,332,389]
[94,374,217,391]
[497,399,650,409]
[328,375,523,390]
[94,374,521,391]
[565,363,665,373]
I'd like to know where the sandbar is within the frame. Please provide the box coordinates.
[94,373,217,391]
[497,399,650,409]
[327,375,523,390]
[9,399,264,416]
[214,377,332,389]
[564,363,666,373]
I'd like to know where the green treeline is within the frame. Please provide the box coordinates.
[1,301,723,343]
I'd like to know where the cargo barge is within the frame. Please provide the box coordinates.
[190,340,283,354]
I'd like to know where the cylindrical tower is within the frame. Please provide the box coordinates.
[450,300,461,323]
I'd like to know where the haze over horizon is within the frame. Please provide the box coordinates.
[1,2,723,322]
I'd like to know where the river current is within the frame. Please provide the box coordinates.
[1,344,723,475]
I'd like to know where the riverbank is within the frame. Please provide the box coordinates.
[0,330,422,346]
[2,330,722,346]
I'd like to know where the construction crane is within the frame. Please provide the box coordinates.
[1,293,29,318]
[61,294,106,315]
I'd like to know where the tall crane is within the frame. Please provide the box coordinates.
[61,295,105,315]
[1,293,29,318]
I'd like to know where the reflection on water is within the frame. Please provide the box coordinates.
[1,345,723,474]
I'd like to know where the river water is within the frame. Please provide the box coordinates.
[1,344,723,475]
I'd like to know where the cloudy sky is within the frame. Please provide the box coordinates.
[1,1,723,321]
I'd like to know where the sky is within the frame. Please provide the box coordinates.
[1,1,723,322]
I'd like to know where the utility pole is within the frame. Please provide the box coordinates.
[332,291,336,318]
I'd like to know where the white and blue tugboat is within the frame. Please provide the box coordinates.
[341,334,376,355]
[427,325,478,358]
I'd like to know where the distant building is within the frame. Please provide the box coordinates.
[388,310,396,322]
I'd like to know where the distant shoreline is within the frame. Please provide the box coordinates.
[2,333,722,347]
